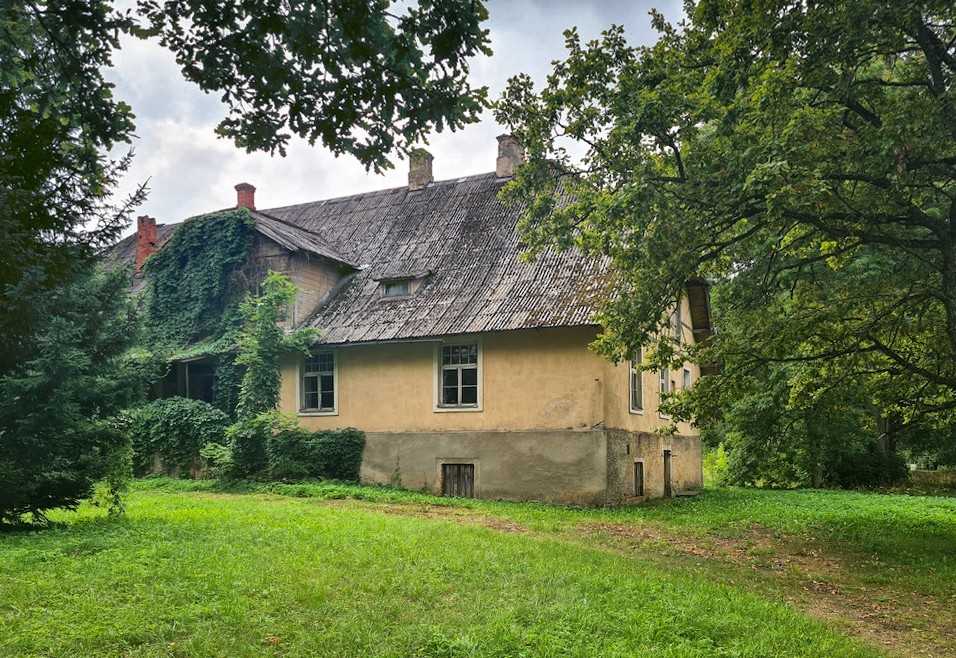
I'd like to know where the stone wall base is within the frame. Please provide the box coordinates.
[360,429,702,505]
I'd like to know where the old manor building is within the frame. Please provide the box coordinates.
[110,135,711,504]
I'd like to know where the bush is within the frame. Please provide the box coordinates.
[223,412,365,481]
[126,397,230,476]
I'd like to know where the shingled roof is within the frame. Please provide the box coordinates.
[264,172,609,344]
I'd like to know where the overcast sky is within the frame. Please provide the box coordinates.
[106,0,682,234]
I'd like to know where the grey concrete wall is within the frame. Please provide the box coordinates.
[360,429,702,504]
[361,430,610,505]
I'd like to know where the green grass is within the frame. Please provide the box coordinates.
[2,481,954,657]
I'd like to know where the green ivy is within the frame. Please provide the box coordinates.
[144,209,255,349]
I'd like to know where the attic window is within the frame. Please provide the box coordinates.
[382,280,410,298]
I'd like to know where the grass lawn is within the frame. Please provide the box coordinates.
[1,480,954,657]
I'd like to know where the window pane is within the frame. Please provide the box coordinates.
[442,346,453,365]
[461,386,477,405]
[442,386,459,405]
[320,374,334,393]
[631,371,642,410]
[442,369,459,388]
[660,369,668,393]
[320,391,334,409]
[304,391,319,409]
[683,369,691,389]
[304,375,318,394]
[383,280,410,297]
[317,352,334,372]
[461,367,477,386]
[463,344,477,365]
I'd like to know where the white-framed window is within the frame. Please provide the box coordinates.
[438,343,479,408]
[659,368,671,418]
[683,367,692,390]
[301,352,336,412]
[670,298,683,343]
[629,349,644,413]
[382,280,410,298]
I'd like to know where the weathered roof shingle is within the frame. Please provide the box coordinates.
[264,172,608,344]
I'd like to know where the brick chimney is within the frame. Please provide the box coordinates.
[134,215,158,272]
[496,134,525,178]
[235,182,256,209]
[408,149,434,190]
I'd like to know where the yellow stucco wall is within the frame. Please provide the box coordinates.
[279,319,699,437]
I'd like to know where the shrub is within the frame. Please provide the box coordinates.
[223,412,365,481]
[126,397,230,476]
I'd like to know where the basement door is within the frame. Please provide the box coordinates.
[663,450,673,498]
[441,463,475,498]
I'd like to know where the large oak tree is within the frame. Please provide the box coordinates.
[496,1,955,466]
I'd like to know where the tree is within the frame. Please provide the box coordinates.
[495,2,956,458]
[0,267,155,524]
[1,0,490,517]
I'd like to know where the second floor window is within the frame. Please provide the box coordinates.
[440,344,479,407]
[629,349,643,412]
[382,280,410,297]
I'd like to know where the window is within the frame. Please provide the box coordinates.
[634,461,645,497]
[659,368,671,395]
[301,352,335,411]
[440,344,479,407]
[670,298,683,343]
[683,368,692,390]
[382,280,410,298]
[629,349,643,412]
[659,368,671,418]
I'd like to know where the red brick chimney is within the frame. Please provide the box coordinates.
[134,215,158,272]
[235,182,256,210]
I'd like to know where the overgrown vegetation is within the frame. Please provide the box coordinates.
[125,397,230,476]
[206,412,364,482]
[144,209,254,351]
[234,271,315,419]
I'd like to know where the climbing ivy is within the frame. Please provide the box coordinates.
[144,209,255,349]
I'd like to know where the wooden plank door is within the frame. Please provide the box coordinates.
[442,463,475,498]
[634,462,644,497]
[663,450,672,498]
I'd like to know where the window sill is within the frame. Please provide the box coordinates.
[298,410,339,417]
[629,408,645,415]
[433,406,483,413]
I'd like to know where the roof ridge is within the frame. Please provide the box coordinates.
[262,170,500,214]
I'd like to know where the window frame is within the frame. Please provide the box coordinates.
[298,350,338,416]
[658,367,671,419]
[683,367,692,390]
[628,348,644,414]
[433,339,483,412]
[381,279,411,298]
[670,298,683,343]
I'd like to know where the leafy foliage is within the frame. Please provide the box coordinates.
[137,0,491,171]
[0,267,149,524]
[144,209,255,349]
[215,411,364,482]
[0,1,144,377]
[496,1,956,461]
[235,271,316,420]
[126,397,230,476]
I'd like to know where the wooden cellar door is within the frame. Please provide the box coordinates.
[441,463,475,498]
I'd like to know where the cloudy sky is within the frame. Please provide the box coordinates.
[107,0,682,234]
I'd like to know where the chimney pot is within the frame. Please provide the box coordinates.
[408,149,434,190]
[496,134,525,178]
[235,182,256,210]
[135,215,158,272]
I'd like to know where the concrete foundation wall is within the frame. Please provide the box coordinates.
[361,430,610,505]
[360,429,701,504]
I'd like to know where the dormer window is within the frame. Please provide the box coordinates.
[382,279,411,298]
